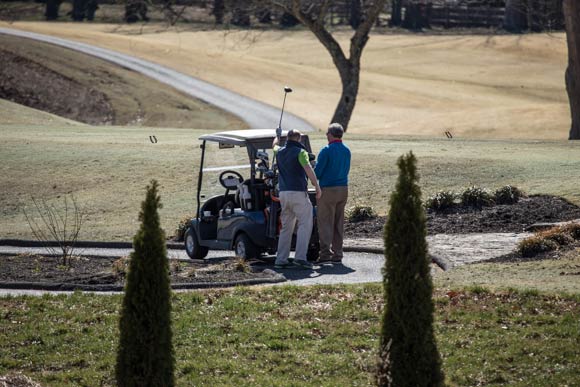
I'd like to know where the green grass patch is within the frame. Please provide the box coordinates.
[0,284,579,386]
[2,126,580,241]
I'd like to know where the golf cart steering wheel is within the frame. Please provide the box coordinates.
[218,170,244,190]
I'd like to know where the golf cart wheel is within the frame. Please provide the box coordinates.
[185,228,209,259]
[307,248,319,262]
[234,233,257,260]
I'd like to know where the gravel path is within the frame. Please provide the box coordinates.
[0,27,315,132]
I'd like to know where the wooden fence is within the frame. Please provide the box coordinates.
[429,4,506,28]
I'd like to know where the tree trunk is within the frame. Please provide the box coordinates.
[564,0,580,139]
[390,0,402,27]
[504,0,527,32]
[71,0,86,21]
[45,0,61,20]
[212,0,224,24]
[331,61,360,130]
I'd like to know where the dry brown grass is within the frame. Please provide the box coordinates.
[0,99,81,126]
[1,21,569,139]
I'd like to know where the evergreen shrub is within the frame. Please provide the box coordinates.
[377,152,444,387]
[116,180,175,387]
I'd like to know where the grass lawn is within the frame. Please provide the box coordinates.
[1,124,580,241]
[0,285,578,386]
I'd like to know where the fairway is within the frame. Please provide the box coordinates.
[0,21,570,139]
[1,123,579,241]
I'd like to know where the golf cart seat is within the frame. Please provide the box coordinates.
[200,194,236,220]
[236,179,267,211]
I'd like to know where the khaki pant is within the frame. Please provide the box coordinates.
[317,186,348,261]
[276,191,313,264]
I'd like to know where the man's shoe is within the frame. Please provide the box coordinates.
[316,256,334,263]
[293,260,313,269]
[274,262,295,269]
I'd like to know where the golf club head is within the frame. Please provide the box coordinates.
[284,86,293,93]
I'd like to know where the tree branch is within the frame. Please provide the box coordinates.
[350,0,387,61]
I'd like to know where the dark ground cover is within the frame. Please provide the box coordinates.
[1,194,580,288]
[0,254,281,290]
[344,195,580,238]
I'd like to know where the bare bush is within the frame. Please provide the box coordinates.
[22,194,85,266]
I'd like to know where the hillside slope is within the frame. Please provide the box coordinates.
[0,33,246,129]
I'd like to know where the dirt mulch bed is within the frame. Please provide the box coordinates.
[0,254,283,291]
[345,195,580,239]
[345,194,580,264]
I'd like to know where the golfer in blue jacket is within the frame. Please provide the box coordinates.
[315,123,351,263]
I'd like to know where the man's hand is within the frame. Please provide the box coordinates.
[303,163,322,200]
[276,126,282,138]
[315,186,322,200]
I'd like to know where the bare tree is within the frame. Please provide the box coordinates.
[505,0,564,32]
[504,0,527,32]
[272,0,387,131]
[23,194,85,266]
[564,0,580,139]
[212,0,225,24]
[156,0,187,26]
[390,0,403,27]
[45,0,63,20]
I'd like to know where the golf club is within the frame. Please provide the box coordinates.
[277,86,293,133]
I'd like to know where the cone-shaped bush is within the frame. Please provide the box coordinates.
[377,152,444,387]
[116,180,175,387]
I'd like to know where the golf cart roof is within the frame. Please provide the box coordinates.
[199,129,311,151]
[200,129,284,145]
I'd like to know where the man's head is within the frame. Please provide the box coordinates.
[327,123,344,140]
[287,129,302,142]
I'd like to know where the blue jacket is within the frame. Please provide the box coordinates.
[277,140,308,192]
[315,140,351,187]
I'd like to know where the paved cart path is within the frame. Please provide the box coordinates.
[0,232,529,296]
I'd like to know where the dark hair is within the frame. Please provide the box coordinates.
[287,129,302,141]
[327,123,344,138]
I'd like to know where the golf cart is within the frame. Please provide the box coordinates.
[184,129,320,261]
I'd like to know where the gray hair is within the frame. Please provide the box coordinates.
[327,123,344,138]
